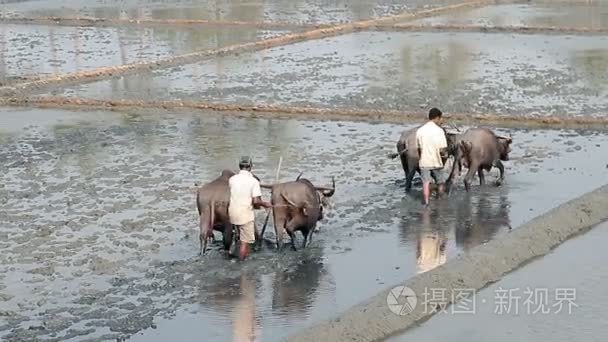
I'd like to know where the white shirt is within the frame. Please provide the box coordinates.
[415,121,447,168]
[228,170,262,225]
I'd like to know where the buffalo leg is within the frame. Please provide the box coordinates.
[463,162,479,192]
[222,222,232,251]
[199,214,209,256]
[285,229,297,251]
[478,169,486,186]
[272,211,284,250]
[405,162,417,192]
[494,160,505,186]
[301,230,310,249]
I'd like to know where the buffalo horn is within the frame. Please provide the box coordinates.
[296,171,303,181]
[317,177,335,197]
[448,123,461,133]
[496,135,513,142]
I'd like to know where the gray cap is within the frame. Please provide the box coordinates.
[239,156,252,167]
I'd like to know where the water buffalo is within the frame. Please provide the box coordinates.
[446,127,513,192]
[261,174,335,251]
[196,170,235,255]
[388,126,460,191]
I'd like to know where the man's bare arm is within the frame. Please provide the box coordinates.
[253,196,272,209]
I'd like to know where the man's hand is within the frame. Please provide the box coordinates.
[439,147,449,163]
[253,197,272,209]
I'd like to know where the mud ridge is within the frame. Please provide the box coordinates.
[0,16,327,30]
[3,96,608,130]
[286,184,608,342]
[0,0,493,96]
[374,23,608,35]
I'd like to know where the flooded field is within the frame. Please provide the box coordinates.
[2,0,608,341]
[0,23,289,85]
[390,219,608,342]
[1,0,463,24]
[50,30,608,117]
[408,1,608,29]
[0,107,607,341]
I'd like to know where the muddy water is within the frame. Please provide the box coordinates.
[52,30,608,117]
[0,23,289,85]
[1,0,464,25]
[390,219,608,342]
[0,107,607,341]
[408,1,608,29]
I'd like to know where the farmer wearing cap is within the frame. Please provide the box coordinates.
[228,156,272,261]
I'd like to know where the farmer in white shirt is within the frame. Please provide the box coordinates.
[228,156,272,261]
[415,108,449,207]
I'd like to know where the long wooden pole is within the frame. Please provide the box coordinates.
[259,156,282,243]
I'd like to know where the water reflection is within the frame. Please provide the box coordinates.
[400,188,512,274]
[416,208,447,274]
[196,254,327,341]
[232,271,262,342]
[454,192,511,250]
[401,41,472,96]
[271,258,325,320]
[413,3,608,29]
[570,48,608,91]
[0,22,281,82]
[3,0,423,24]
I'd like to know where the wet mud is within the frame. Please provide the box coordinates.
[49,30,608,117]
[407,1,608,29]
[1,107,607,341]
[2,0,466,25]
[0,23,289,85]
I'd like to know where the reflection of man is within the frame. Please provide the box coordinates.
[229,156,272,261]
[233,272,259,342]
[415,108,449,207]
[416,208,447,274]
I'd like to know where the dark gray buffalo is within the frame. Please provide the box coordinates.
[196,170,235,255]
[261,174,335,251]
[388,126,460,191]
[446,127,513,192]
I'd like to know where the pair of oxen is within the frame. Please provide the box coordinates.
[196,171,335,255]
[389,126,513,193]
[196,126,512,256]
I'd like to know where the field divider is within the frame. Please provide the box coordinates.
[371,23,608,35]
[3,96,607,129]
[0,16,330,30]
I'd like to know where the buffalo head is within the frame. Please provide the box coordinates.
[445,132,461,157]
[496,135,513,161]
[312,176,336,211]
[300,176,336,221]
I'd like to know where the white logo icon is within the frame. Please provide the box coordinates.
[387,286,417,315]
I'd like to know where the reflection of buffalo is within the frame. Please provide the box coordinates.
[271,257,326,320]
[455,193,511,250]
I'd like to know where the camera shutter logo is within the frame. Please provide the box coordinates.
[387,286,417,315]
